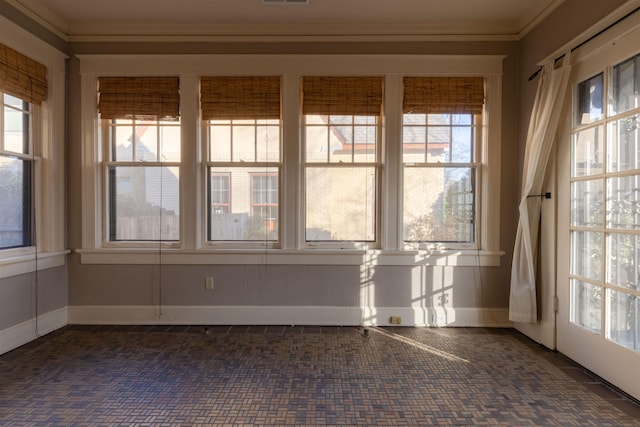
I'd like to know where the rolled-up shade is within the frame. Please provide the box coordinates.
[201,76,281,120]
[403,77,484,114]
[302,76,383,116]
[98,76,180,120]
[0,43,47,104]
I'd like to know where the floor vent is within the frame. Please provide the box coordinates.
[262,0,310,4]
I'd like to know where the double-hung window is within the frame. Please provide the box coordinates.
[0,94,33,249]
[98,76,181,243]
[302,76,382,246]
[402,77,484,248]
[202,76,281,244]
[0,43,47,251]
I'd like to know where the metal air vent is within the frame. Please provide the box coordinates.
[262,0,309,4]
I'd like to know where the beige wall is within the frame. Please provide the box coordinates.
[2,0,635,329]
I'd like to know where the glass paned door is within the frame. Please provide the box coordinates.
[558,43,640,402]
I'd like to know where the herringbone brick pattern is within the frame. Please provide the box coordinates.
[0,325,638,426]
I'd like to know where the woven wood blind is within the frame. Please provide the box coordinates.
[302,76,383,116]
[201,76,281,120]
[98,76,180,120]
[403,77,484,114]
[0,43,47,104]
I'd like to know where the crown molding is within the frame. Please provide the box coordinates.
[5,0,69,40]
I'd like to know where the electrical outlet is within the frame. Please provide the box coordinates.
[205,276,214,290]
[389,316,402,325]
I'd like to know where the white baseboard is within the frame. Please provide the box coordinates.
[68,305,511,328]
[0,307,68,355]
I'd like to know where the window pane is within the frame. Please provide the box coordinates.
[402,126,426,163]
[109,166,180,241]
[209,173,230,214]
[306,122,329,163]
[611,53,640,116]
[571,179,603,228]
[232,125,256,162]
[570,279,601,334]
[404,167,474,243]
[428,127,450,162]
[256,124,280,162]
[3,96,29,154]
[570,231,602,281]
[112,123,134,161]
[451,127,472,163]
[160,124,181,162]
[0,156,31,248]
[209,124,231,162]
[209,167,278,241]
[136,123,159,161]
[608,114,640,173]
[403,114,425,125]
[305,166,376,242]
[607,233,640,291]
[607,175,640,230]
[571,126,604,177]
[330,125,353,163]
[575,73,603,126]
[607,288,639,351]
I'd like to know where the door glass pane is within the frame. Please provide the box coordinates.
[571,231,602,280]
[606,175,640,230]
[571,179,603,227]
[611,53,640,116]
[607,288,639,350]
[571,279,602,334]
[606,233,640,291]
[572,126,603,177]
[575,73,604,126]
[607,114,640,173]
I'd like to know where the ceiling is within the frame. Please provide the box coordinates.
[9,0,566,40]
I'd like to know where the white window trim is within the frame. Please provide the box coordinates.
[0,15,69,278]
[78,54,505,266]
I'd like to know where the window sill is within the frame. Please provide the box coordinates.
[76,248,504,266]
[0,249,70,279]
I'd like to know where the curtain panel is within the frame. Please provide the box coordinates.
[509,54,572,323]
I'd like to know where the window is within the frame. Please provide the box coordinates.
[302,76,382,245]
[79,55,503,266]
[0,43,47,251]
[402,77,484,248]
[0,94,32,249]
[98,76,181,243]
[570,52,640,350]
[202,76,281,244]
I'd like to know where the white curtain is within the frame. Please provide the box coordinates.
[509,54,572,323]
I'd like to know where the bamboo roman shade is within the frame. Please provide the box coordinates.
[201,76,281,120]
[0,43,47,105]
[403,77,484,114]
[98,76,180,120]
[302,76,383,116]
